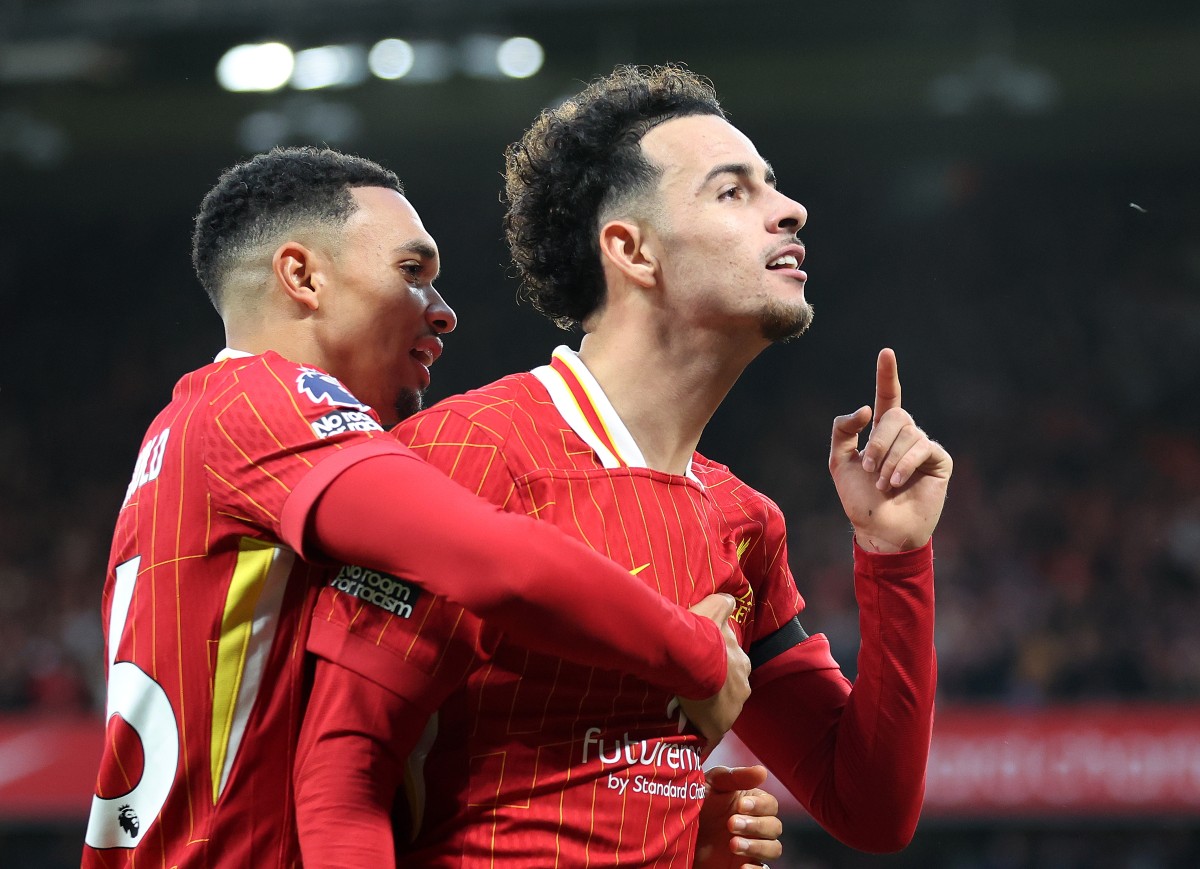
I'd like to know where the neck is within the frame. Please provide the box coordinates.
[576,325,757,476]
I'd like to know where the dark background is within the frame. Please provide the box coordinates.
[2,1,1200,866]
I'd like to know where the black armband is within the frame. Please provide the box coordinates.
[748,616,808,669]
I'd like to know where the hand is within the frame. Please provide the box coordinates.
[693,765,783,869]
[829,348,953,553]
[678,594,751,753]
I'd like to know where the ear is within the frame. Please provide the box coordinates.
[272,241,322,311]
[598,219,658,289]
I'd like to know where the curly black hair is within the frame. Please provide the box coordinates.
[503,64,725,330]
[191,146,403,311]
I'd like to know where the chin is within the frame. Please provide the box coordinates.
[393,388,425,422]
[761,300,814,343]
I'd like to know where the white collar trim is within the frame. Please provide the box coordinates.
[214,347,254,362]
[532,345,698,482]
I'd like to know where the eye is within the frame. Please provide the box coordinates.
[718,185,744,201]
[400,262,425,281]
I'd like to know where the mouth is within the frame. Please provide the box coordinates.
[766,244,807,281]
[409,337,443,385]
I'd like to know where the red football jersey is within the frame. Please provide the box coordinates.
[83,350,408,869]
[310,347,804,867]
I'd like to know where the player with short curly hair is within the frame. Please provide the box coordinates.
[297,65,952,866]
[504,64,724,328]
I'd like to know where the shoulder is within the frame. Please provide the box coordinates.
[692,453,787,527]
[400,372,551,445]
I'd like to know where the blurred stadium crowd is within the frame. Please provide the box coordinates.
[2,159,1198,718]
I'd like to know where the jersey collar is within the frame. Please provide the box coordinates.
[214,347,254,362]
[532,346,698,482]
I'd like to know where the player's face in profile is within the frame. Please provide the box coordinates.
[317,186,456,424]
[637,115,812,343]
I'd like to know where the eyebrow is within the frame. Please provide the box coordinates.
[701,160,778,190]
[395,239,441,280]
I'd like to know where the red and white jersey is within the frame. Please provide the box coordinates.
[312,346,804,867]
[83,350,408,869]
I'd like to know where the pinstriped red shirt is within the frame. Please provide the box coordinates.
[311,347,804,867]
[83,351,406,869]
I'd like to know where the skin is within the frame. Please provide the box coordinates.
[223,186,456,427]
[582,114,952,549]
[695,766,784,869]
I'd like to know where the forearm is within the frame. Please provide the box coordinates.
[308,455,725,699]
[735,542,936,853]
[295,659,428,868]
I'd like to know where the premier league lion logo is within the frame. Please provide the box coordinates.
[296,368,371,412]
[117,804,140,837]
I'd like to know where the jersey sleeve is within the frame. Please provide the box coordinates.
[307,398,541,700]
[306,401,729,704]
[295,658,430,868]
[731,490,806,652]
[733,541,936,853]
[201,353,409,549]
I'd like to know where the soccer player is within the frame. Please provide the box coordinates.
[81,146,755,868]
[295,65,951,866]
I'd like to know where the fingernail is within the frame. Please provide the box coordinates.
[876,476,888,490]
[891,471,903,486]
[731,816,746,832]
[731,837,748,854]
[862,456,876,473]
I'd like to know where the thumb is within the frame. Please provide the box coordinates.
[829,405,871,470]
[707,764,768,794]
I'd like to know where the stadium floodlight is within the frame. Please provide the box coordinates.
[496,37,543,79]
[216,42,294,92]
[290,44,368,90]
[383,39,452,83]
[368,38,415,80]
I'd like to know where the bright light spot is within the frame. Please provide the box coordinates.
[216,43,294,92]
[368,39,415,80]
[496,36,543,79]
[290,44,367,90]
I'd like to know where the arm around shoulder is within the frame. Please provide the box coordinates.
[303,452,728,700]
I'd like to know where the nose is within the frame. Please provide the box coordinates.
[425,286,457,334]
[770,189,807,234]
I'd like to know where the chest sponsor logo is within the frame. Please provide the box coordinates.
[330,565,420,617]
[296,368,371,412]
[582,727,706,800]
[311,409,383,439]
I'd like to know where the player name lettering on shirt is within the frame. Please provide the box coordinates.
[122,428,171,508]
[330,565,420,617]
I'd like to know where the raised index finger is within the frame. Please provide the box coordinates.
[874,347,901,425]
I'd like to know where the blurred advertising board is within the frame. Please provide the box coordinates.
[5,705,1200,821]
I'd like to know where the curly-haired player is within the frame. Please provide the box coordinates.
[297,65,951,867]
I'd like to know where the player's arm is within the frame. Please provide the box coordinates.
[294,659,422,868]
[733,543,935,854]
[694,765,783,869]
[302,454,748,739]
